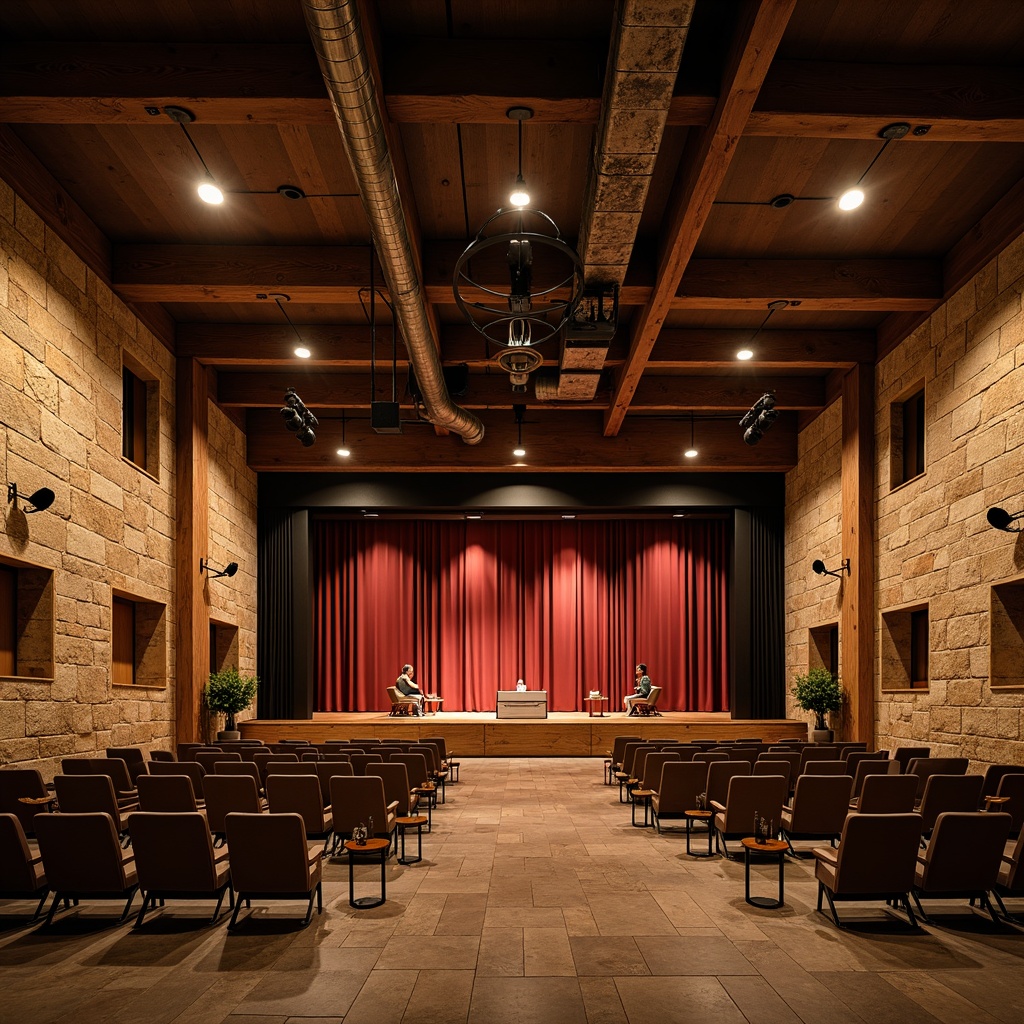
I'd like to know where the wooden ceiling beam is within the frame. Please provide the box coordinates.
[118,243,937,310]
[604,0,797,436]
[215,370,825,411]
[244,409,798,473]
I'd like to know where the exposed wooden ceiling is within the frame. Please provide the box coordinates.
[3,0,1024,472]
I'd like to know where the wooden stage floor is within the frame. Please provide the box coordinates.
[240,711,808,757]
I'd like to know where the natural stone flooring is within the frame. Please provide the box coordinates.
[3,757,1024,1023]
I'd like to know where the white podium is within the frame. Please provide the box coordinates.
[495,690,548,719]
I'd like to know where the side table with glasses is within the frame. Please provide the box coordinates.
[584,695,609,717]
[344,838,390,909]
[741,837,788,908]
[685,809,715,857]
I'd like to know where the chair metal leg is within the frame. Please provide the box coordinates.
[229,892,244,928]
[134,894,152,928]
[822,887,843,927]
[44,892,62,926]
[980,892,1000,925]
[119,891,137,922]
[991,889,1015,922]
[816,881,823,912]
[316,881,323,914]
[32,893,48,921]
[302,894,314,926]
[901,895,918,928]
[910,891,930,923]
[210,890,226,922]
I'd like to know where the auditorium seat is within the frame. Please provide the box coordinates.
[907,757,969,800]
[52,775,132,837]
[148,761,208,801]
[105,747,148,783]
[853,773,918,814]
[196,751,241,774]
[849,759,896,800]
[917,775,985,838]
[315,761,354,807]
[651,761,708,833]
[711,773,787,857]
[328,775,397,849]
[781,774,853,852]
[266,774,334,853]
[203,775,263,843]
[993,828,1024,920]
[368,762,419,817]
[0,813,49,919]
[136,774,204,812]
[0,768,51,836]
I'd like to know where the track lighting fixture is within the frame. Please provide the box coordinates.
[7,483,55,514]
[200,558,239,579]
[684,414,698,459]
[987,507,1024,532]
[811,558,850,579]
[336,411,352,458]
[280,388,318,447]
[513,404,527,459]
[739,392,778,446]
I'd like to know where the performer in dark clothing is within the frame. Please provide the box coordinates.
[624,663,652,715]
[396,663,425,716]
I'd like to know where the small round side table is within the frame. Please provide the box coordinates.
[344,838,390,909]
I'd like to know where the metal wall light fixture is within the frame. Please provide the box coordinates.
[200,558,239,579]
[7,483,55,514]
[811,558,850,579]
[739,392,778,446]
[987,506,1024,532]
[280,388,318,447]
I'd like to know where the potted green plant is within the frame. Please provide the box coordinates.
[204,667,258,741]
[791,667,844,743]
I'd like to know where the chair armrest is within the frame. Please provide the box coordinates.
[812,847,838,866]
[1002,854,1016,866]
[386,800,399,814]
[213,846,230,865]
[710,800,727,814]
[782,804,793,814]
[307,847,322,868]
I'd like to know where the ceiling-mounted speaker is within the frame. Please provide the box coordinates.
[371,402,402,434]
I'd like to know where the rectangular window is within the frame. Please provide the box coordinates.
[122,366,148,468]
[881,603,929,691]
[902,388,925,482]
[111,592,167,688]
[112,597,136,686]
[909,609,929,688]
[991,578,1024,689]
[0,559,55,679]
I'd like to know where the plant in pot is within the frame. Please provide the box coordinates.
[204,667,258,741]
[791,667,844,743]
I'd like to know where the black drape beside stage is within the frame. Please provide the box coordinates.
[749,506,786,717]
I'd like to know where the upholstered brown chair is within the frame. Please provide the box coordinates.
[350,753,385,776]
[266,774,334,852]
[264,761,318,778]
[128,811,233,925]
[852,773,918,813]
[799,746,839,771]
[149,750,176,762]
[781,774,853,851]
[34,811,139,925]
[387,685,419,715]
[917,774,985,837]
[705,760,751,811]
[196,751,242,774]
[753,758,793,793]
[389,752,433,804]
[849,759,896,799]
[0,813,49,919]
[65,758,138,808]
[203,774,262,842]
[315,761,355,806]
[980,764,1024,803]
[253,752,298,784]
[892,746,930,773]
[53,774,132,836]
[148,760,207,800]
[369,762,419,817]
[712,773,788,856]
[225,812,322,927]
[813,812,924,927]
[136,774,203,812]
[609,736,642,776]
[691,751,730,764]
[845,750,889,774]
[993,773,1024,837]
[757,752,800,783]
[175,743,207,762]
[238,746,272,763]
[631,685,663,716]
[615,743,656,801]
[105,747,149,783]
[0,768,51,835]
[651,761,709,833]
[911,811,1011,923]
[329,775,398,849]
[906,757,970,800]
[993,827,1024,920]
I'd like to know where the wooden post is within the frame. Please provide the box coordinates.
[841,363,874,745]
[175,357,210,744]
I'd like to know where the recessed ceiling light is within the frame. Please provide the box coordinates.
[197,179,224,205]
[736,349,754,361]
[513,446,526,458]
[837,188,864,211]
[336,447,351,458]
[294,346,311,359]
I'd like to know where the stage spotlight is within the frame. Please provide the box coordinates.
[280,388,318,447]
[738,392,777,446]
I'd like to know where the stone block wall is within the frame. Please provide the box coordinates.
[0,177,257,774]
[785,230,1024,768]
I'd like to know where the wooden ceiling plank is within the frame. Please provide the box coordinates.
[604,0,799,437]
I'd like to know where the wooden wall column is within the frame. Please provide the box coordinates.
[175,356,210,744]
[841,362,875,745]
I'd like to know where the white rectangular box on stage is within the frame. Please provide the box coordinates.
[495,690,548,719]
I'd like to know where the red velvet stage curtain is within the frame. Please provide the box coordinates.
[313,519,729,713]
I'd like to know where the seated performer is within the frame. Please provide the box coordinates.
[395,663,425,716]
[623,663,652,715]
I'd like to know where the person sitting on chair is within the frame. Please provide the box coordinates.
[624,664,652,715]
[396,663,425,716]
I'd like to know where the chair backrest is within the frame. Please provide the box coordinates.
[106,747,148,782]
[917,774,985,831]
[786,774,853,834]
[367,762,415,816]
[300,751,321,762]
[720,746,759,766]
[215,761,263,789]
[757,752,801,779]
[691,751,729,764]
[831,813,924,894]
[856,773,918,813]
[329,775,391,839]
[195,751,242,774]
[129,811,219,891]
[995,773,1024,835]
[136,774,199,812]
[618,742,651,777]
[34,812,132,892]
[53,773,120,819]
[420,736,449,762]
[148,760,206,797]
[253,752,298,783]
[799,746,839,770]
[266,774,329,833]
[719,774,787,833]
[753,759,792,791]
[315,761,355,805]
[0,768,48,834]
[907,757,969,799]
[640,751,682,791]
[390,753,430,790]
[175,743,206,761]
[706,761,751,806]
[801,760,849,776]
[202,774,262,833]
[149,750,177,762]
[225,812,316,893]
[918,811,1012,893]
[644,685,662,708]
[850,759,896,797]
[350,753,386,775]
[265,761,318,777]
[981,763,1024,800]
[239,746,272,762]
[319,752,352,762]
[892,746,930,773]
[387,685,412,705]
[653,761,708,815]
[0,813,42,893]
[409,745,441,773]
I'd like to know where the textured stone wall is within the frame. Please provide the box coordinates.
[0,177,257,774]
[786,231,1024,767]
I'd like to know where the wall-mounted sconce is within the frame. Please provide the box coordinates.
[200,558,239,579]
[811,558,850,579]
[986,507,1024,532]
[7,483,55,514]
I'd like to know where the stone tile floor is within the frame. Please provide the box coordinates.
[3,757,1024,1023]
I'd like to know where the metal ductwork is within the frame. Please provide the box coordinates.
[301,0,484,444]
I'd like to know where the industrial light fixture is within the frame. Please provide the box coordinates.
[7,483,55,514]
[684,414,698,459]
[466,513,482,520]
[739,392,778,446]
[258,292,313,359]
[513,404,527,459]
[987,507,1024,532]
[737,300,788,360]
[336,412,352,458]
[811,558,850,579]
[453,107,584,367]
[280,388,318,447]
[200,558,239,579]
